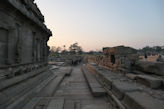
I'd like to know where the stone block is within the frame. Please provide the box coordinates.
[111,81,141,100]
[135,61,164,76]
[103,76,113,89]
[122,91,164,109]
[91,87,106,97]
[126,74,138,80]
[136,75,162,89]
[82,65,106,97]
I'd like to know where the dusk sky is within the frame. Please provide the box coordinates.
[36,0,164,51]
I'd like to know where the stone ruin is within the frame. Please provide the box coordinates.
[0,0,52,79]
[94,45,164,76]
[96,46,139,73]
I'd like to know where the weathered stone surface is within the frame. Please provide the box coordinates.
[64,100,75,109]
[82,65,106,97]
[135,61,164,76]
[136,75,162,89]
[37,68,68,97]
[47,98,64,109]
[125,73,138,80]
[0,66,48,91]
[88,64,164,109]
[91,87,106,97]
[22,97,41,109]
[122,91,164,109]
[111,81,141,100]
[3,71,54,109]
[94,46,138,73]
[0,92,8,105]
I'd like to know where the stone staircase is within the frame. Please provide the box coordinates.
[0,66,72,109]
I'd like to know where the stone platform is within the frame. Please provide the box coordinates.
[87,63,164,109]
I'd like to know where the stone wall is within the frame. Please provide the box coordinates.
[95,46,139,73]
[0,0,52,79]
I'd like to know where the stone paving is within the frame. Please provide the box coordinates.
[54,65,110,109]
[20,65,111,109]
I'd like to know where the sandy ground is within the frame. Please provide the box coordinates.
[139,55,164,62]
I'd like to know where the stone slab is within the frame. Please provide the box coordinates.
[136,75,162,89]
[91,87,106,97]
[38,74,65,97]
[126,74,138,80]
[22,97,41,109]
[64,100,75,109]
[47,98,64,109]
[82,65,106,97]
[0,92,8,105]
[0,67,47,91]
[112,81,141,100]
[123,91,164,109]
[4,73,55,109]
[65,67,73,76]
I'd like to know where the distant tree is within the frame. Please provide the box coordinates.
[156,46,162,53]
[49,46,61,57]
[69,43,83,54]
[56,47,62,53]
[142,46,153,52]
[88,51,94,55]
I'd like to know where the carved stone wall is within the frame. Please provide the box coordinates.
[0,0,52,79]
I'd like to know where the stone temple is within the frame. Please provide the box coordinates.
[0,0,52,108]
[0,0,52,77]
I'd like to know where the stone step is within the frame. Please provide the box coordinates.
[38,71,66,97]
[37,76,65,97]
[123,91,164,109]
[111,81,141,100]
[5,72,55,109]
[0,70,52,108]
[0,66,48,91]
[136,75,162,89]
[23,97,65,109]
[82,65,106,97]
